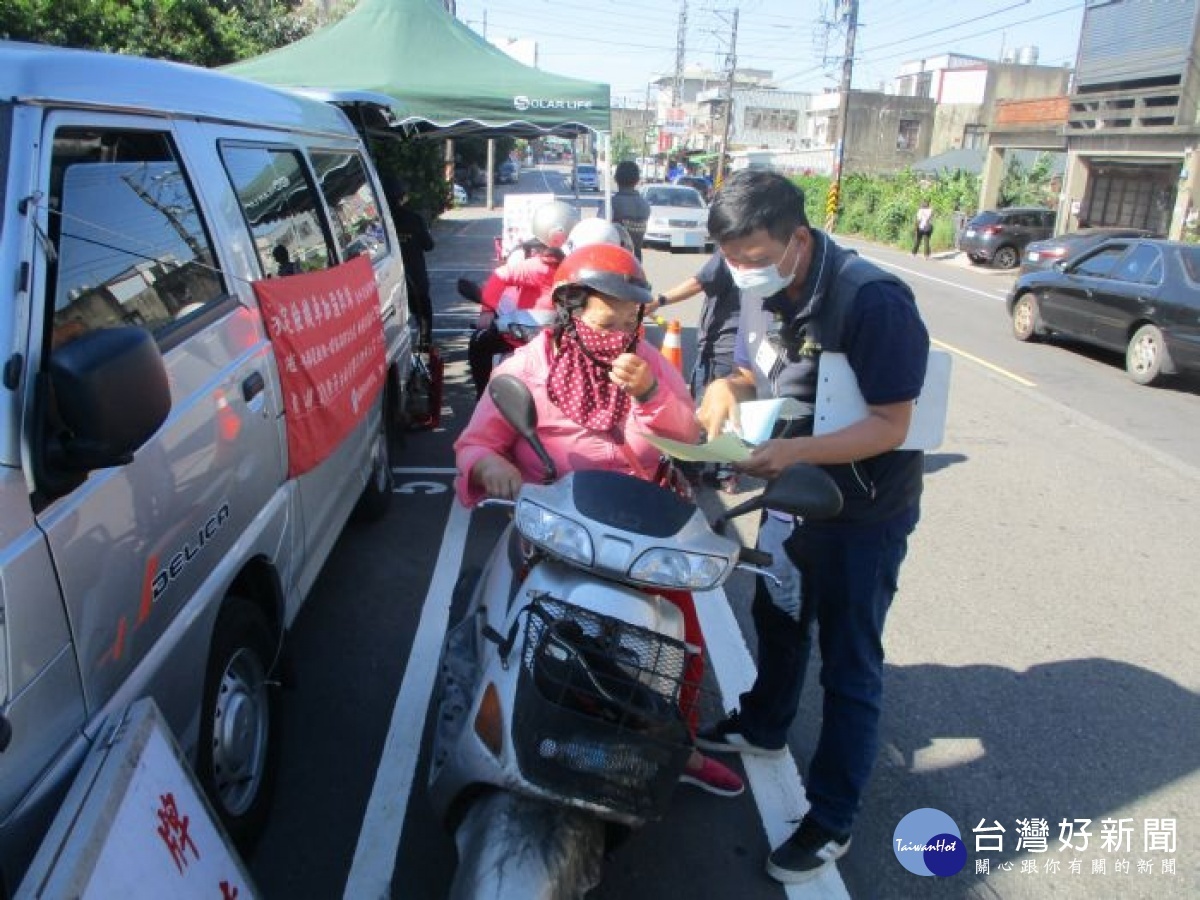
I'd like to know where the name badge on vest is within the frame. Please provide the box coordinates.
[754,336,779,375]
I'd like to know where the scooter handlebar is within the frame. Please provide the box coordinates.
[738,546,772,568]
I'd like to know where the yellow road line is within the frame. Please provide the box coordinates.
[932,337,1038,388]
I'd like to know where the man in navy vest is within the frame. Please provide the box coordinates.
[695,170,929,884]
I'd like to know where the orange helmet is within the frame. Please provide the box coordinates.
[552,243,653,306]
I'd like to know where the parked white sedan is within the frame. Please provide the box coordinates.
[640,184,712,252]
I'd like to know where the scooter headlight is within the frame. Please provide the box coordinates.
[628,548,728,591]
[516,500,594,566]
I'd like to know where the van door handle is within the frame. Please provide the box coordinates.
[242,371,265,402]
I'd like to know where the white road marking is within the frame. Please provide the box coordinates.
[343,501,473,900]
[696,588,852,899]
[856,253,1038,387]
[859,254,1010,301]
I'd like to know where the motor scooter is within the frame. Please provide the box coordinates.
[429,374,843,898]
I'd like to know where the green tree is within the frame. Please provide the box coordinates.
[0,0,317,66]
[610,133,637,163]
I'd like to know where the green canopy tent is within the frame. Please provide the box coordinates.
[224,0,610,138]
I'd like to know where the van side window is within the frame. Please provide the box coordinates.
[310,151,388,264]
[220,145,335,278]
[48,128,225,349]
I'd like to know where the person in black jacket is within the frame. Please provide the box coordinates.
[383,176,435,349]
[695,170,930,885]
[609,160,651,260]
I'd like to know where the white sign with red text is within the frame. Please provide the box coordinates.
[17,699,257,899]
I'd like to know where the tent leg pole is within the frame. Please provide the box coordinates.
[487,139,496,210]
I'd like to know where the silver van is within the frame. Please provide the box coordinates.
[0,41,412,889]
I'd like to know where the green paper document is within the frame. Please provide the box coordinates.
[644,432,751,464]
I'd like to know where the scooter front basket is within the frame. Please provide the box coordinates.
[513,596,693,821]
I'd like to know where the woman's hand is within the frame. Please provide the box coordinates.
[609,352,655,399]
[470,453,524,500]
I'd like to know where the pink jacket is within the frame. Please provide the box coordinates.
[455,331,700,507]
[481,252,559,313]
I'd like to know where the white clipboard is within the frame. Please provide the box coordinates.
[813,350,951,450]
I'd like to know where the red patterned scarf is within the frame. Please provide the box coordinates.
[547,318,638,431]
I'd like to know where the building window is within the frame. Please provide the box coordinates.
[897,119,920,151]
[962,124,986,150]
[915,71,932,99]
[744,107,799,133]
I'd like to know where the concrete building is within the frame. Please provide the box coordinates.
[650,64,775,152]
[898,54,1073,156]
[805,90,937,175]
[982,0,1200,239]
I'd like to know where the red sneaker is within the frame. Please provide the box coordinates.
[680,753,745,797]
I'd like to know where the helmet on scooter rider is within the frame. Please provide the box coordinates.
[530,200,581,250]
[563,217,623,255]
[563,218,638,257]
[552,243,653,310]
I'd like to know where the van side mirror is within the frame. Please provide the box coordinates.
[46,326,171,472]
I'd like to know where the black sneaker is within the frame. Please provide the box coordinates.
[695,710,786,757]
[766,816,852,884]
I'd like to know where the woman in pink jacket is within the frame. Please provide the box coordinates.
[454,242,744,798]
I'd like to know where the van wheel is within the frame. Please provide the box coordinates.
[196,600,279,851]
[354,407,394,522]
[1126,324,1173,386]
[993,246,1019,269]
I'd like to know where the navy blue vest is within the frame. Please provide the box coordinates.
[755,234,924,523]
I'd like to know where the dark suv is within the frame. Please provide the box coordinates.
[959,207,1056,269]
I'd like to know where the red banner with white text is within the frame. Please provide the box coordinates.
[253,255,385,478]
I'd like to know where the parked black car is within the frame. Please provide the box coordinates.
[959,206,1056,269]
[1006,237,1200,385]
[1020,227,1155,274]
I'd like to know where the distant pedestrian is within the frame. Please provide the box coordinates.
[610,160,652,260]
[912,199,933,258]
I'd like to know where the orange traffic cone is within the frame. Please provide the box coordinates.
[661,319,684,372]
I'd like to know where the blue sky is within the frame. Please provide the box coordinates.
[452,0,1085,106]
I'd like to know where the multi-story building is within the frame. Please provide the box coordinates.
[981,0,1200,239]
[894,52,1072,157]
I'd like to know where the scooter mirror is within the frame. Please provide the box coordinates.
[456,277,483,304]
[487,374,558,483]
[761,464,843,521]
[711,463,842,533]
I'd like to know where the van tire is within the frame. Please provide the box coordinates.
[196,600,279,851]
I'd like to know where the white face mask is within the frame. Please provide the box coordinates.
[728,234,797,297]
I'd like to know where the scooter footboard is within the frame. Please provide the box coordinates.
[512,596,693,821]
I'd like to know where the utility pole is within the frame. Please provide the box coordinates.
[714,8,738,188]
[672,1,688,108]
[826,0,858,233]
